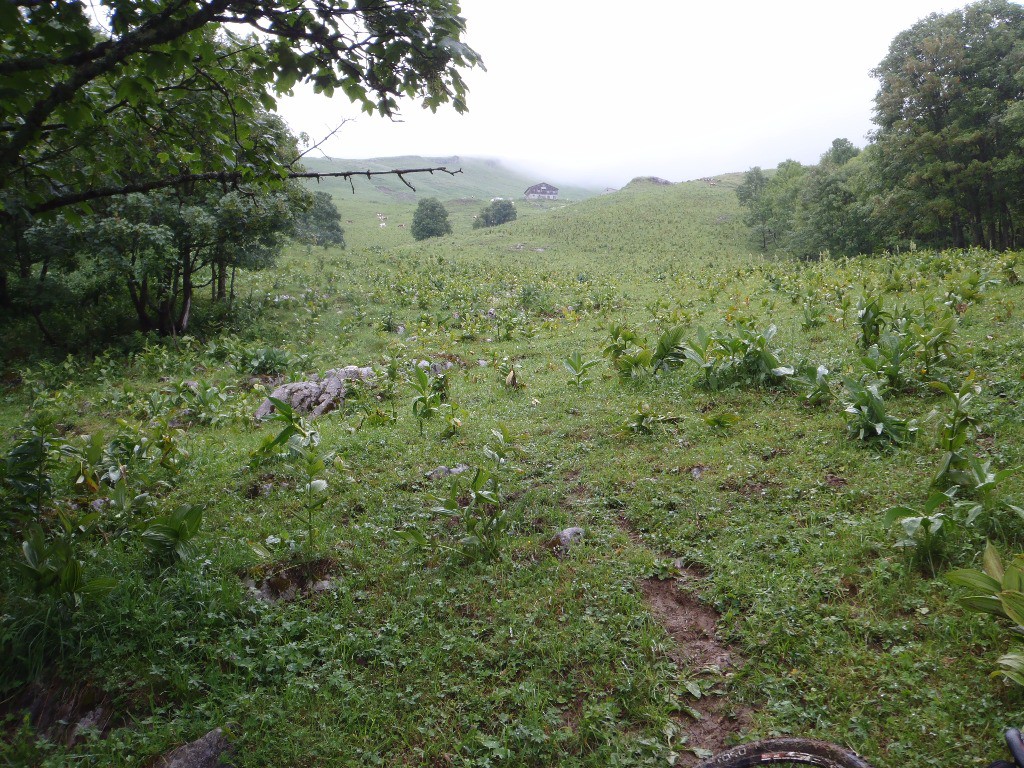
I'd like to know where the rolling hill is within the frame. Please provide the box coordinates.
[299,155,602,204]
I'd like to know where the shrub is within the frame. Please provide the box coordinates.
[411,198,452,240]
[473,199,516,229]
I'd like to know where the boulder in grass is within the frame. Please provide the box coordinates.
[255,366,375,419]
[156,727,232,768]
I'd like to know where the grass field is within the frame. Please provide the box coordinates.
[2,174,1024,767]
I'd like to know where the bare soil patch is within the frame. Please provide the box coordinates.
[243,556,340,603]
[640,577,751,764]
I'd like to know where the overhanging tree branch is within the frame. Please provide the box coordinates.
[25,166,463,215]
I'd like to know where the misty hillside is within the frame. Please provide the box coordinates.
[300,155,602,203]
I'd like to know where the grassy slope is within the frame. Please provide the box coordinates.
[3,177,1024,767]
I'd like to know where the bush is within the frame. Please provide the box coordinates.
[473,199,516,229]
[411,198,452,240]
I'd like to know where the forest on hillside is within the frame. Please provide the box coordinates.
[736,0,1024,259]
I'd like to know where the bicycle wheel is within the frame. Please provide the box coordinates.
[694,738,874,768]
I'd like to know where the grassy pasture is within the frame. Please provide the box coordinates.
[3,176,1024,767]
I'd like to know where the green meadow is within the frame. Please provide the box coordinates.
[3,170,1024,767]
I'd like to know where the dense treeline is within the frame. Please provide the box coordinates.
[737,0,1024,258]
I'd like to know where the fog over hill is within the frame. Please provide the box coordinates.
[300,156,609,203]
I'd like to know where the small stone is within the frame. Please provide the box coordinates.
[547,526,585,555]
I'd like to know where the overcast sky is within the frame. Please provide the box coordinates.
[279,1,971,187]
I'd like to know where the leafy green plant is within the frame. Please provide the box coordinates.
[17,526,116,610]
[483,424,522,471]
[248,347,291,376]
[438,402,468,439]
[856,295,890,348]
[563,351,601,389]
[447,468,508,562]
[3,424,59,523]
[884,489,954,576]
[930,375,981,488]
[792,363,834,406]
[910,308,959,372]
[953,455,1023,534]
[682,324,793,390]
[860,333,920,391]
[424,467,509,563]
[285,438,334,550]
[947,542,1024,686]
[615,347,654,383]
[602,323,641,362]
[703,411,740,431]
[252,397,319,463]
[140,504,204,565]
[650,324,687,374]
[841,378,917,445]
[61,431,109,496]
[801,297,827,329]
[410,366,442,434]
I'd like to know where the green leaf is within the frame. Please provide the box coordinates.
[883,506,917,526]
[959,595,1008,618]
[983,541,1004,582]
[1000,591,1024,626]
[945,568,1001,594]
[1005,566,1024,594]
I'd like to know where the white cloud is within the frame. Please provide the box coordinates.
[279,1,967,186]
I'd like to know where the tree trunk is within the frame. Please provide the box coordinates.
[173,246,193,334]
[216,262,227,301]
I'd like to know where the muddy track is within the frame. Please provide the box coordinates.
[620,517,751,764]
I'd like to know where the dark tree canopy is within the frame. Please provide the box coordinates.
[0,0,482,217]
[870,0,1024,250]
[411,197,452,240]
[294,191,346,249]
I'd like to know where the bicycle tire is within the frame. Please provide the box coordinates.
[693,738,874,768]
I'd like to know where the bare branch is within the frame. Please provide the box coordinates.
[291,120,353,164]
[25,166,463,215]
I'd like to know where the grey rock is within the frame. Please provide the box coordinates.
[548,526,585,555]
[156,728,232,768]
[425,463,471,481]
[255,365,375,419]
[416,359,454,376]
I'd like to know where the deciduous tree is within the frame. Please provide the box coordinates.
[411,198,452,241]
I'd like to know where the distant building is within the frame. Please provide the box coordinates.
[524,182,559,200]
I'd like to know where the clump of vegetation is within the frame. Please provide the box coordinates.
[473,199,517,229]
